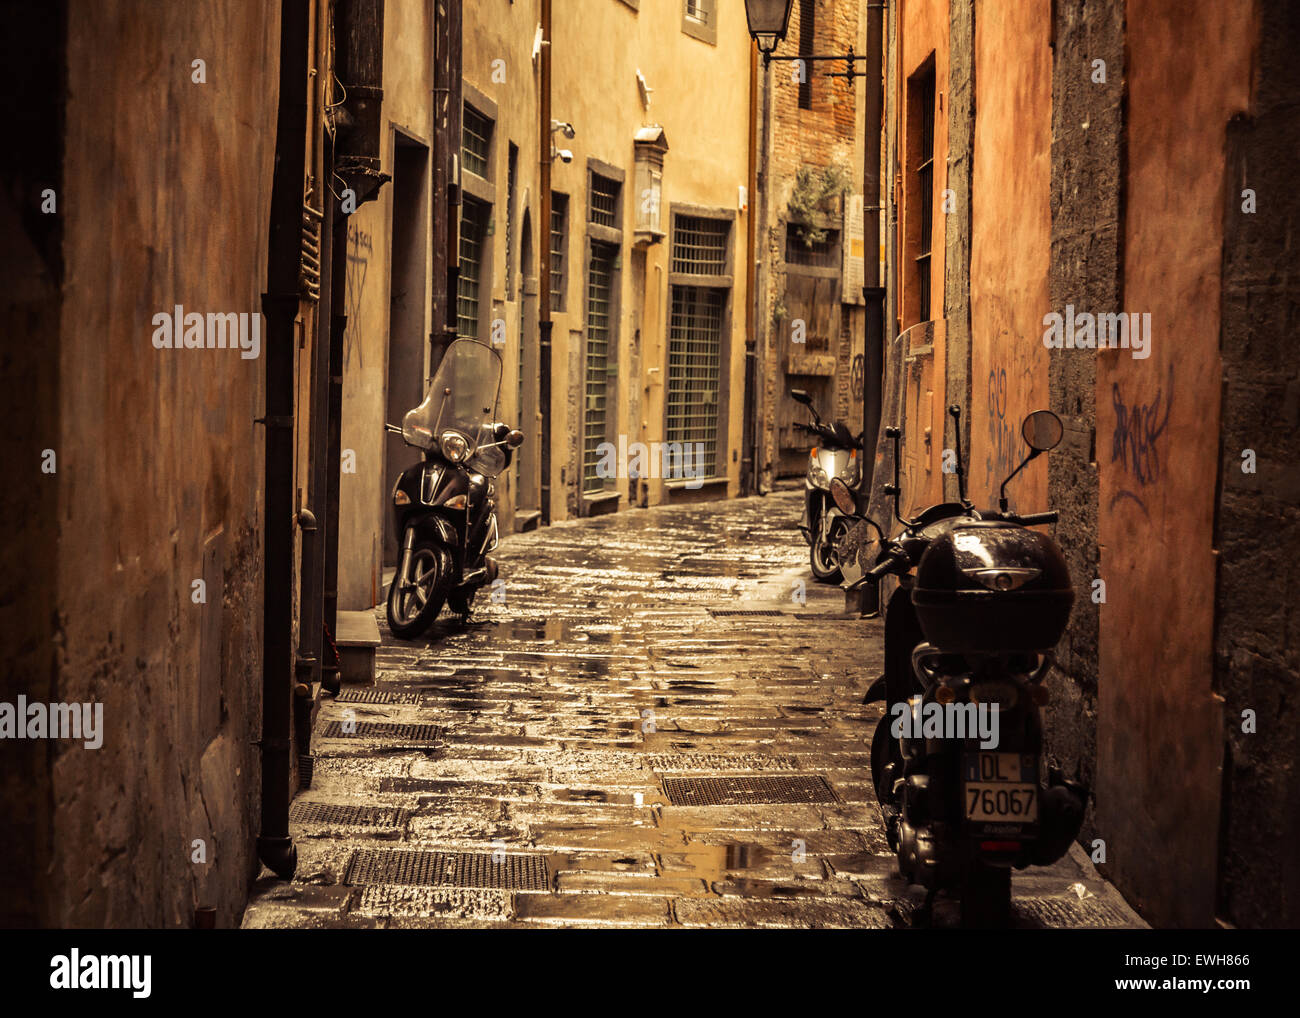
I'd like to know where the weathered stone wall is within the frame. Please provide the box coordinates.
[35,0,279,927]
[1214,0,1300,929]
[1044,0,1125,846]
[942,0,974,494]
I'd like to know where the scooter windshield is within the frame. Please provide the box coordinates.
[402,340,502,452]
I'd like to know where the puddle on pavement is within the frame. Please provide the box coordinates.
[549,787,666,806]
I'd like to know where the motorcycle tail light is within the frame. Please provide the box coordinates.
[980,841,1021,853]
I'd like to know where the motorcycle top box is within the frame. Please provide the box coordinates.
[910,520,1073,653]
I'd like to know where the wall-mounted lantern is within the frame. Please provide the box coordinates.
[633,125,668,247]
[744,0,794,58]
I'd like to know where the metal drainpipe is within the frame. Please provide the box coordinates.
[256,0,311,881]
[538,0,553,524]
[861,0,886,498]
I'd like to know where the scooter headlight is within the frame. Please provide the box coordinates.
[439,431,469,463]
[844,451,860,486]
[809,448,828,489]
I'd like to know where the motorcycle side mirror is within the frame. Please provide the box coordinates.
[506,429,525,448]
[829,477,858,516]
[1021,409,1064,452]
[790,389,812,407]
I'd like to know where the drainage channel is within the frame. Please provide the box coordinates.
[343,848,551,892]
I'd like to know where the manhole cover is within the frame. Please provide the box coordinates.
[320,721,442,742]
[290,802,405,827]
[333,689,422,705]
[661,774,837,805]
[343,848,550,891]
[709,609,787,617]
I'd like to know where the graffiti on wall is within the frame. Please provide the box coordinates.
[344,224,372,370]
[1109,364,1174,518]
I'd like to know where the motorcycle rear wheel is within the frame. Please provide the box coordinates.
[386,539,451,638]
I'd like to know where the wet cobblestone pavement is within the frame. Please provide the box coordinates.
[243,490,1143,929]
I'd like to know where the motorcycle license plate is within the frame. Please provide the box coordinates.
[963,752,1038,824]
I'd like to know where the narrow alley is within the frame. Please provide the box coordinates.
[244,491,1139,929]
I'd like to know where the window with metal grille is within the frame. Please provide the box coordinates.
[666,286,723,478]
[505,143,517,300]
[462,104,492,179]
[681,0,716,43]
[798,0,816,110]
[583,241,617,493]
[671,215,729,276]
[457,198,488,340]
[590,174,620,228]
[914,69,935,323]
[785,223,840,268]
[550,193,568,311]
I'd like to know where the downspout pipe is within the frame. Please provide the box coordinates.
[538,0,553,524]
[256,0,311,881]
[860,0,886,498]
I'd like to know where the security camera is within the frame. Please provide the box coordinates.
[551,119,576,139]
[557,148,573,164]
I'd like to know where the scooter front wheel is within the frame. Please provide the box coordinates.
[386,539,452,638]
[810,517,847,583]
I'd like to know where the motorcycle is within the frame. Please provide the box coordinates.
[383,339,524,639]
[830,403,1087,927]
[790,388,863,583]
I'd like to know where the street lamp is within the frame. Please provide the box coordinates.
[744,0,793,57]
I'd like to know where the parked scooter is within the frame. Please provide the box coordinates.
[830,403,1086,927]
[791,388,863,583]
[384,339,524,639]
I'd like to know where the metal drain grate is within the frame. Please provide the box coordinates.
[290,802,405,827]
[709,609,788,617]
[343,848,550,891]
[333,689,422,705]
[661,774,838,806]
[320,721,442,742]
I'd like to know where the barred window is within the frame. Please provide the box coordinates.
[590,173,620,228]
[550,193,568,311]
[672,215,729,276]
[583,241,618,493]
[462,104,492,179]
[457,198,489,340]
[785,223,840,268]
[914,68,935,323]
[665,286,723,478]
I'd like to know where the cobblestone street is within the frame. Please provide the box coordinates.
[243,490,1141,929]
